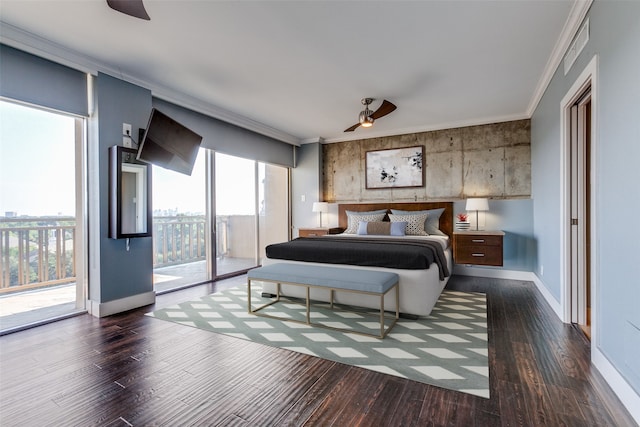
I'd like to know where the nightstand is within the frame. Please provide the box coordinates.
[453,230,505,266]
[298,227,343,237]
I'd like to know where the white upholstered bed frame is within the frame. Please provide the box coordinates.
[260,202,454,317]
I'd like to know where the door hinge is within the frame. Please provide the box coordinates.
[571,218,578,225]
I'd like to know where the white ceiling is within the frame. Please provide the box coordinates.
[0,0,585,145]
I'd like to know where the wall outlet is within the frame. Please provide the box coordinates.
[122,123,132,137]
[123,136,132,148]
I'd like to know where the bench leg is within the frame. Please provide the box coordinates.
[395,283,400,320]
[306,286,311,324]
[380,294,385,338]
[248,279,282,314]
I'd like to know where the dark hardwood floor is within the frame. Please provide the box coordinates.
[0,274,636,426]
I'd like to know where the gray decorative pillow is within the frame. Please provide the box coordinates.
[390,208,445,236]
[344,212,387,234]
[388,213,429,236]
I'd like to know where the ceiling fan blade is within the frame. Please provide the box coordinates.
[370,100,397,120]
[344,123,361,132]
[107,0,150,20]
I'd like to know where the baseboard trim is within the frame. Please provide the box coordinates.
[528,273,563,321]
[593,348,640,425]
[87,290,156,318]
[453,265,533,281]
[453,265,563,320]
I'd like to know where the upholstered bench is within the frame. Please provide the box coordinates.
[247,263,399,338]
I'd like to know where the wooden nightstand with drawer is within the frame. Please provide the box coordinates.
[453,230,505,266]
[298,227,343,237]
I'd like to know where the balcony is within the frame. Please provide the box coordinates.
[0,215,256,332]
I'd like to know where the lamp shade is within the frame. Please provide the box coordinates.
[312,202,329,213]
[465,198,489,212]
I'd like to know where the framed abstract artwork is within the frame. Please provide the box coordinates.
[365,145,424,189]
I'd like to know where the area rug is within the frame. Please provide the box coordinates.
[147,287,489,398]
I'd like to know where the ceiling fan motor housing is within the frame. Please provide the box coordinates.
[344,97,395,132]
[359,109,374,127]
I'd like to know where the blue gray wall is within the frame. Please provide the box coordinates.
[94,73,154,303]
[531,1,640,395]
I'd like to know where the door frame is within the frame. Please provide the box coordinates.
[560,55,598,347]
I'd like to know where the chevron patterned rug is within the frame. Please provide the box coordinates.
[147,287,489,398]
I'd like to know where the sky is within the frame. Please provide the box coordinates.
[152,150,257,216]
[0,100,76,216]
[1,100,257,217]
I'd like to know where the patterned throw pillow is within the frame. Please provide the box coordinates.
[388,213,429,236]
[390,208,445,236]
[344,212,387,234]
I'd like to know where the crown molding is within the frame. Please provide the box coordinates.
[0,22,301,146]
[149,90,301,146]
[526,0,593,116]
[0,21,101,74]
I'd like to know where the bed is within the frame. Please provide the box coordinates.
[260,202,454,317]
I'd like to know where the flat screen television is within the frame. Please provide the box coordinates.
[136,108,203,176]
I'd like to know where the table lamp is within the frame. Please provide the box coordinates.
[465,198,489,230]
[312,202,329,227]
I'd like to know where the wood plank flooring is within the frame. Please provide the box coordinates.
[0,275,636,426]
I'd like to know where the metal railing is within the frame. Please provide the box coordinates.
[0,215,228,293]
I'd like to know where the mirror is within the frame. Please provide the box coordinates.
[109,145,152,238]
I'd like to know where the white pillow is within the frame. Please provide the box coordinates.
[344,212,386,234]
[388,213,429,236]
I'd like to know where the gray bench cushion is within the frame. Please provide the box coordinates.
[248,263,398,294]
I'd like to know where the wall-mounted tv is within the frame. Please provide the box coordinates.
[136,108,203,176]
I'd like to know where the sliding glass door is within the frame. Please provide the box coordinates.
[151,149,209,292]
[0,100,86,333]
[214,153,289,278]
[258,162,290,259]
[150,149,288,288]
[214,153,258,277]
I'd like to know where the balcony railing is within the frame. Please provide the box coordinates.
[0,215,226,294]
[1,217,76,294]
[152,215,207,267]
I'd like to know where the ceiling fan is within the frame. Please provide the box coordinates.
[344,98,397,132]
[107,0,150,20]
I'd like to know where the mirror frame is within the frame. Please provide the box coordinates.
[109,145,152,239]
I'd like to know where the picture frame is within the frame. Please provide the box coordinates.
[365,145,424,189]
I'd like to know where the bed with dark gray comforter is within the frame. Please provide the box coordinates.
[265,236,449,280]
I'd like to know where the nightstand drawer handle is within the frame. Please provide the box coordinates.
[308,233,318,236]
[471,253,485,257]
[471,239,485,243]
